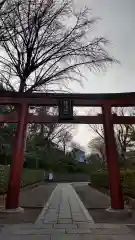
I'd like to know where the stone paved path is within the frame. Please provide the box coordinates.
[0,183,135,239]
[74,183,110,209]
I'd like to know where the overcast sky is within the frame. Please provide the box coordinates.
[70,0,135,152]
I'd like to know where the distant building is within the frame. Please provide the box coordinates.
[72,148,86,163]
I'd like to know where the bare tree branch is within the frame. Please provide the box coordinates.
[88,107,135,162]
[88,136,106,163]
[28,106,75,151]
[0,0,115,92]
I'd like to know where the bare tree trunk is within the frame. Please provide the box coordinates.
[63,141,66,154]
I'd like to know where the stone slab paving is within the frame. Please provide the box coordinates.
[0,183,135,239]
[74,182,110,209]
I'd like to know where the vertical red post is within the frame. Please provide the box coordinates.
[6,103,28,210]
[102,104,124,209]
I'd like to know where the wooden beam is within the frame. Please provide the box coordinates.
[0,114,103,124]
[1,113,135,124]
[112,116,135,124]
[29,115,103,124]
[0,91,135,106]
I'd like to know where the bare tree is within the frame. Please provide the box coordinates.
[0,0,6,10]
[88,136,105,163]
[0,0,115,92]
[28,106,75,150]
[58,130,72,154]
[88,107,135,162]
[71,141,84,152]
[88,124,104,139]
[113,107,135,162]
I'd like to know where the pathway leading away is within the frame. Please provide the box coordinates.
[0,183,135,239]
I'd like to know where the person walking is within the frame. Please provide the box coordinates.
[49,172,53,182]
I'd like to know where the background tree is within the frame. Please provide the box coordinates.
[0,84,16,165]
[58,130,72,154]
[86,152,105,172]
[0,0,114,92]
[113,107,135,163]
[71,141,84,151]
[28,106,75,148]
[88,107,135,165]
[88,136,105,163]
[0,0,115,172]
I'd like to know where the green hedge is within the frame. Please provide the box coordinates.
[91,169,135,198]
[0,165,44,194]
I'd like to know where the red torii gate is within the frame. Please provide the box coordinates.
[0,91,135,211]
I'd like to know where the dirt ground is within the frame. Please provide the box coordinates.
[74,184,135,224]
[0,183,56,224]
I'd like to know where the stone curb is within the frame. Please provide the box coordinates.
[35,184,59,224]
[69,184,95,224]
[89,184,135,209]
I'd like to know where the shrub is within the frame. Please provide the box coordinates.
[0,165,9,194]
[91,171,109,188]
[0,165,44,194]
[91,169,135,198]
[21,168,44,187]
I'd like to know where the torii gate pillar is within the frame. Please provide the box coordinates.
[6,103,28,210]
[102,105,124,209]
